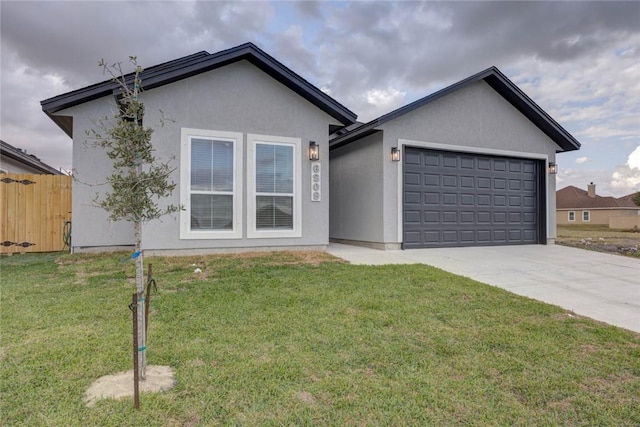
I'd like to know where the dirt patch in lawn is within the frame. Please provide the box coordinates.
[83,365,176,407]
[556,225,640,258]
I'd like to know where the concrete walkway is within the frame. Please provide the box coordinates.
[327,243,640,333]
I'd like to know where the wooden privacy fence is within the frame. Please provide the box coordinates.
[1,174,72,254]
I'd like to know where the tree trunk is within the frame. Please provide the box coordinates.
[135,221,146,380]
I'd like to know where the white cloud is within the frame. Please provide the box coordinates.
[575,157,590,164]
[627,145,640,169]
[609,145,640,195]
[350,86,407,122]
[320,86,333,96]
[366,87,406,110]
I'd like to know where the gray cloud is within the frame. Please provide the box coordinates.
[294,1,324,20]
[1,0,638,173]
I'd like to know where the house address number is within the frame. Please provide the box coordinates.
[311,163,321,202]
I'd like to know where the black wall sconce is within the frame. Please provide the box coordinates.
[309,141,319,161]
[548,162,558,174]
[391,147,401,162]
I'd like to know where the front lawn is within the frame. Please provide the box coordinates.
[2,252,639,426]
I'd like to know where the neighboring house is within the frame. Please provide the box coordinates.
[41,42,580,253]
[0,140,62,175]
[556,183,640,228]
[330,67,580,249]
[41,43,356,253]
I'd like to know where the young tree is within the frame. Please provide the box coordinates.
[88,57,180,379]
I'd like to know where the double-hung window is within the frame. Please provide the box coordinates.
[247,134,301,238]
[582,211,590,222]
[180,128,243,239]
[568,211,575,222]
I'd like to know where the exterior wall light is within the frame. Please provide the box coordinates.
[391,147,401,162]
[548,162,558,174]
[309,141,319,161]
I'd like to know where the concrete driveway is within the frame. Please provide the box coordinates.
[327,243,640,333]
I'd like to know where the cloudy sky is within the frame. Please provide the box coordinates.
[1,1,639,196]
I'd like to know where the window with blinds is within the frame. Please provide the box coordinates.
[247,134,301,238]
[190,138,234,230]
[255,143,294,230]
[180,128,243,239]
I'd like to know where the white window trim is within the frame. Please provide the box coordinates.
[568,211,575,222]
[582,211,590,222]
[247,133,302,239]
[180,128,243,239]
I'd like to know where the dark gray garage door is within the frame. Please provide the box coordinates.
[403,147,543,249]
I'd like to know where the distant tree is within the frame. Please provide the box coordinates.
[87,57,180,380]
[633,192,640,207]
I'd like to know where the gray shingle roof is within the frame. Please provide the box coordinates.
[329,66,581,153]
[42,43,357,137]
[0,140,62,175]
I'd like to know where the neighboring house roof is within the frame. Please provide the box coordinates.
[329,66,581,153]
[0,140,61,175]
[556,185,638,209]
[616,192,640,208]
[41,42,358,137]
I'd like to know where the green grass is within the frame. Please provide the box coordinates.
[2,251,639,426]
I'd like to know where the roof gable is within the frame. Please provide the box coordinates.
[42,43,357,137]
[330,66,580,153]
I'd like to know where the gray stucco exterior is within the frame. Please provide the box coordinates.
[43,45,579,253]
[56,60,344,253]
[330,80,560,248]
[329,132,384,245]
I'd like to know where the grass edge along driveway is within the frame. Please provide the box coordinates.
[2,251,639,426]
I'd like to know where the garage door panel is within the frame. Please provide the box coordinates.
[424,211,439,223]
[478,195,491,205]
[424,153,439,166]
[443,193,457,205]
[461,157,474,169]
[404,210,421,224]
[405,231,421,244]
[403,147,541,248]
[494,212,507,223]
[405,151,422,165]
[494,160,507,171]
[405,172,421,185]
[460,212,474,223]
[442,211,457,223]
[493,230,506,241]
[424,193,439,204]
[478,177,491,188]
[442,175,457,187]
[461,176,474,187]
[478,230,492,241]
[494,178,507,190]
[423,231,439,243]
[460,230,475,242]
[404,191,421,204]
[460,194,474,205]
[424,174,439,186]
[443,156,458,168]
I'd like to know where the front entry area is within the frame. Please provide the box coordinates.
[402,147,545,249]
